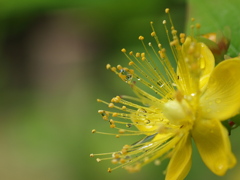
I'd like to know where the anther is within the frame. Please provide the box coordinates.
[159,49,166,59]
[121,48,126,53]
[110,124,116,128]
[111,98,116,103]
[97,99,102,102]
[121,148,128,155]
[108,103,114,108]
[129,61,134,66]
[102,116,108,121]
[122,106,127,110]
[98,110,104,114]
[111,96,120,103]
[163,20,166,25]
[90,154,94,157]
[106,64,111,69]
[117,65,122,70]
[170,41,177,46]
[141,52,145,57]
[111,67,116,72]
[111,159,118,164]
[96,158,101,162]
[112,113,118,117]
[165,8,170,13]
[109,119,114,124]
[180,33,185,38]
[123,144,130,149]
[119,129,125,134]
[135,52,140,57]
[180,38,185,44]
[107,168,112,173]
[120,158,126,164]
[113,153,120,158]
[151,32,156,37]
[116,95,121,101]
[138,36,144,40]
[115,135,120,138]
[129,51,133,55]
[92,129,96,133]
[171,30,177,35]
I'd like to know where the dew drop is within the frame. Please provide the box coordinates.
[215,160,224,172]
[200,58,206,69]
[172,83,177,87]
[162,170,166,175]
[154,159,161,166]
[191,93,196,97]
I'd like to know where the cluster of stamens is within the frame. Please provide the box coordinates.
[91,8,203,173]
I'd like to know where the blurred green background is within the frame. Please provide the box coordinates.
[0,0,240,180]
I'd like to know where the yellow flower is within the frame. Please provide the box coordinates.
[91,8,240,179]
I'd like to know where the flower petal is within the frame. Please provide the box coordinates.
[166,133,192,180]
[200,58,240,120]
[192,118,236,176]
[178,37,215,92]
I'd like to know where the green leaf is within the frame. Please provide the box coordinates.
[187,0,240,57]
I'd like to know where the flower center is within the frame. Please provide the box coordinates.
[163,98,192,126]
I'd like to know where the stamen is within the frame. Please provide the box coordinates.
[90,154,94,157]
[92,129,96,133]
[106,64,111,69]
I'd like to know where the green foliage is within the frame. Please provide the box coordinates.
[187,0,240,57]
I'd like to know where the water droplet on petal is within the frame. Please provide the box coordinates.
[215,160,225,172]
[191,93,196,97]
[154,159,161,166]
[200,58,206,69]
